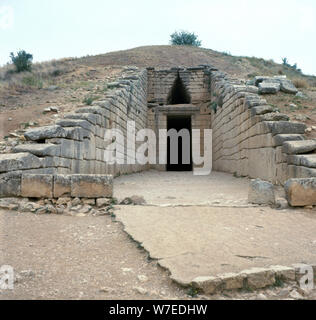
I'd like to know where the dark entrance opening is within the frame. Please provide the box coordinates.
[167,116,192,171]
[167,73,191,105]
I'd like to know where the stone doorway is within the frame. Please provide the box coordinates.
[167,116,192,171]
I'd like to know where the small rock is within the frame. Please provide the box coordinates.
[47,85,59,91]
[82,198,95,206]
[8,117,13,121]
[57,197,71,205]
[20,203,35,212]
[43,107,52,113]
[96,198,111,208]
[72,198,81,206]
[122,268,133,273]
[120,195,146,206]
[134,287,148,295]
[289,289,304,300]
[275,198,289,210]
[71,205,82,212]
[305,128,312,133]
[50,106,59,113]
[56,207,64,215]
[305,205,313,210]
[295,114,309,122]
[137,275,149,283]
[81,205,92,214]
[296,91,307,99]
[256,293,267,300]
[279,288,290,297]
[289,103,298,109]
[99,287,115,294]
[248,179,275,205]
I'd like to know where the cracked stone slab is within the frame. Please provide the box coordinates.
[115,205,316,286]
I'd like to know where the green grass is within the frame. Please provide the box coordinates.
[22,75,43,89]
[83,95,100,105]
[187,287,199,298]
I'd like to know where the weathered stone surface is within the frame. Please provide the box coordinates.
[219,273,245,290]
[283,140,316,155]
[248,179,275,205]
[259,113,289,122]
[13,144,61,157]
[269,265,296,281]
[0,171,22,197]
[264,121,306,135]
[284,178,316,206]
[96,198,111,207]
[280,80,298,94]
[251,105,274,116]
[254,76,270,86]
[242,268,275,290]
[71,174,113,198]
[258,82,280,94]
[64,113,98,125]
[192,276,222,294]
[24,125,67,141]
[274,134,305,147]
[287,154,316,168]
[56,119,94,132]
[21,174,53,198]
[0,153,42,173]
[287,165,316,179]
[53,175,71,198]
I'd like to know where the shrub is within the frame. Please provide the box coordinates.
[10,50,33,72]
[170,30,202,47]
[22,75,43,89]
[293,79,308,89]
[83,96,94,105]
[83,95,100,105]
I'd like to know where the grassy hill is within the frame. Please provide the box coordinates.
[0,45,315,141]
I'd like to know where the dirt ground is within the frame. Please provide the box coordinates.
[0,65,123,140]
[0,209,188,300]
[1,171,316,300]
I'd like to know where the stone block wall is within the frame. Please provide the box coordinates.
[0,64,315,199]
[147,66,211,104]
[210,69,316,184]
[0,68,149,198]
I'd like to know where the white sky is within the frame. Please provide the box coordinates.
[0,0,315,75]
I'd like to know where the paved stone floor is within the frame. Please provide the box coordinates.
[114,170,316,285]
[114,170,255,207]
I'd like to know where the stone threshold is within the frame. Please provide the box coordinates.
[172,264,316,295]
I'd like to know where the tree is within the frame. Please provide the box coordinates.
[282,57,289,66]
[170,31,202,47]
[10,50,33,72]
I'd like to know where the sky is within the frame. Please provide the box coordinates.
[0,0,315,75]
